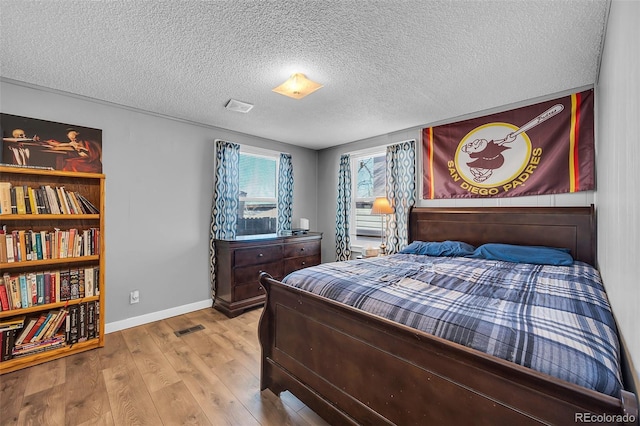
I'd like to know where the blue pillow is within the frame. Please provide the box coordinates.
[467,243,574,266]
[399,240,476,257]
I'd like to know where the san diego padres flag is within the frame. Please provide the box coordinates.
[423,90,594,199]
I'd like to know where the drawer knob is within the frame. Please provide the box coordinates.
[258,253,264,257]
[302,261,306,265]
[300,248,305,251]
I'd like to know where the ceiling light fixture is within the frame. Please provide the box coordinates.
[272,73,323,100]
[225,99,254,113]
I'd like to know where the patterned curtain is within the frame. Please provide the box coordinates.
[386,140,416,254]
[335,154,352,261]
[277,153,294,233]
[209,140,240,301]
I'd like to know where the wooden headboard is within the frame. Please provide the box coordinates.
[408,205,596,265]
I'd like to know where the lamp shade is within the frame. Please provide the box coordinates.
[272,73,323,100]
[370,197,394,215]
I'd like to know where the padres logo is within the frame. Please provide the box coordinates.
[448,104,564,196]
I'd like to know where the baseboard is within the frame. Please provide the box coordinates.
[105,299,213,333]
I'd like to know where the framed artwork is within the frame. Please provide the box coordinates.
[1,113,102,173]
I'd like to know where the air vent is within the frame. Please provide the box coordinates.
[225,99,254,113]
[174,324,204,337]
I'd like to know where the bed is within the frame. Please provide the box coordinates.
[258,206,639,425]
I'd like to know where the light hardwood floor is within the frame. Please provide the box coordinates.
[0,307,330,426]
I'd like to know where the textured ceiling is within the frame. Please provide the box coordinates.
[0,1,609,150]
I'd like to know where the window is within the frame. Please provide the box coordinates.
[353,153,386,237]
[237,152,278,236]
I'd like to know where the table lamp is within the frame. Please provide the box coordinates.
[370,197,394,255]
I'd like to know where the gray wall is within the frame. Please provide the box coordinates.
[0,80,318,329]
[595,0,639,377]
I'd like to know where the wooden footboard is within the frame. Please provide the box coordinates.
[258,273,638,425]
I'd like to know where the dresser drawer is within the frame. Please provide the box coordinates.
[234,282,265,301]
[284,255,320,275]
[284,241,321,258]
[234,260,283,285]
[234,244,283,267]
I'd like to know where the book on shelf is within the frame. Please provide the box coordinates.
[0,268,96,311]
[75,193,99,214]
[0,315,26,332]
[69,269,79,300]
[15,317,38,345]
[85,267,94,297]
[14,186,26,215]
[27,272,37,307]
[0,230,6,263]
[53,270,60,303]
[35,309,66,342]
[94,266,100,295]
[22,186,32,215]
[27,187,38,215]
[5,233,15,263]
[40,230,48,259]
[17,230,26,262]
[1,181,99,217]
[43,185,61,214]
[0,280,9,311]
[44,272,51,304]
[37,187,50,214]
[87,302,96,340]
[0,182,11,214]
[30,312,55,342]
[12,336,65,358]
[78,303,87,343]
[78,269,85,299]
[18,274,29,309]
[68,304,79,344]
[35,272,45,305]
[44,309,67,341]
[20,314,47,345]
[95,301,100,337]
[9,188,17,214]
[1,329,16,362]
[59,269,71,301]
[8,274,21,310]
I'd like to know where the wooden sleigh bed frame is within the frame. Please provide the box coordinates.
[258,206,639,425]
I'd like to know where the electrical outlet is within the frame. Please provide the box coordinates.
[130,290,140,304]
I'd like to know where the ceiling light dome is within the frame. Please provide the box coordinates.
[272,73,323,100]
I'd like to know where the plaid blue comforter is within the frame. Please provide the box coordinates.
[282,254,623,397]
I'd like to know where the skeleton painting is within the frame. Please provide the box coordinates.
[1,113,102,173]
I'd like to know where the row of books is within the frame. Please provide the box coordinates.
[0,301,100,362]
[0,182,99,215]
[0,227,100,263]
[0,267,100,312]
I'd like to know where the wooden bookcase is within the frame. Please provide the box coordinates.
[0,166,105,374]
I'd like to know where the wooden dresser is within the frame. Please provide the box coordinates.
[213,232,322,317]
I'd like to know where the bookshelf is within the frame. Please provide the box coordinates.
[0,166,105,374]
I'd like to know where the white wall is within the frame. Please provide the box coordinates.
[0,80,318,330]
[595,0,639,378]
